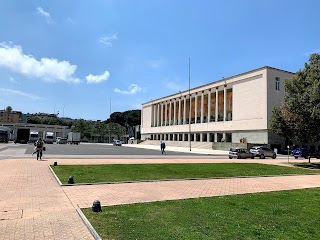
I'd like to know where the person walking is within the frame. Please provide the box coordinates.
[160,141,166,154]
[34,137,44,160]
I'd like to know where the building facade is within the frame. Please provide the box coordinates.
[0,109,22,123]
[141,66,296,151]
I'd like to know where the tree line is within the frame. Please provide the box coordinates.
[26,109,141,141]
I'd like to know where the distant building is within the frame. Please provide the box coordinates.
[0,108,22,123]
[30,112,58,118]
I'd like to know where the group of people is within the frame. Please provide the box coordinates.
[32,137,45,160]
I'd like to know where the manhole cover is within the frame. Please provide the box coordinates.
[0,210,23,220]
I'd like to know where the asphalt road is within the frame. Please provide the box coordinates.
[3,142,211,156]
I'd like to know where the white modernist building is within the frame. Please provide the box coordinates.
[141,66,296,151]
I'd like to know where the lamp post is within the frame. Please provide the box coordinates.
[189,57,191,152]
[109,98,111,143]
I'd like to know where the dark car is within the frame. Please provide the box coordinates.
[229,147,254,159]
[293,148,320,159]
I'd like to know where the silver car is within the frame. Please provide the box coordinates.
[250,146,276,159]
[229,147,254,159]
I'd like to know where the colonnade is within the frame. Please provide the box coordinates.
[151,86,232,127]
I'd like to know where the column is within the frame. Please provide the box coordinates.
[160,103,163,126]
[158,104,160,126]
[183,96,187,124]
[224,85,227,121]
[153,104,156,127]
[165,101,168,126]
[178,98,181,125]
[201,91,204,123]
[207,133,210,142]
[194,93,197,123]
[214,133,218,142]
[169,100,172,126]
[173,99,176,125]
[189,95,192,124]
[200,133,203,142]
[207,89,211,123]
[215,88,218,122]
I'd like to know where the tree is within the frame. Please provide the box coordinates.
[270,53,320,158]
[6,106,12,112]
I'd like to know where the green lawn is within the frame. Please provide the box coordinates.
[82,188,320,240]
[51,163,316,184]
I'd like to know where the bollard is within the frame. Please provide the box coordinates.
[92,200,102,212]
[53,162,58,166]
[68,176,74,184]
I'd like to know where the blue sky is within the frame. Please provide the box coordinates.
[0,0,319,120]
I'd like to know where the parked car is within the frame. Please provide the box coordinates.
[292,148,309,159]
[249,146,277,159]
[229,147,254,159]
[293,148,320,159]
[56,137,67,144]
[113,140,122,146]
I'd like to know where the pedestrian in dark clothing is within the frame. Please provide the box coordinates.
[160,141,166,154]
[33,137,44,160]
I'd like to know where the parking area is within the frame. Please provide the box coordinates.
[0,142,219,158]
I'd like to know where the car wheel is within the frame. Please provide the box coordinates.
[294,157,298,159]
[260,155,265,159]
[229,157,232,159]
[237,155,241,159]
[251,156,254,159]
[272,154,276,159]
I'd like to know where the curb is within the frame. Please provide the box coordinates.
[57,173,319,187]
[48,165,62,185]
[76,208,102,240]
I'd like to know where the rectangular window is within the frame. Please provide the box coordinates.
[275,77,280,91]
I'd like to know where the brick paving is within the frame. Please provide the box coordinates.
[63,174,320,208]
[0,156,319,239]
[0,159,94,240]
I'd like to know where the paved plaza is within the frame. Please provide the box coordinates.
[0,143,319,239]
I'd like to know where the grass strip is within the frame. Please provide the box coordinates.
[82,188,320,240]
[51,163,316,184]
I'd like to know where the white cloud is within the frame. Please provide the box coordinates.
[0,88,43,100]
[146,58,165,69]
[99,33,118,47]
[36,7,52,23]
[0,42,80,83]
[66,17,73,24]
[164,77,188,92]
[9,77,17,83]
[114,84,142,95]
[86,71,110,84]
[304,48,320,56]
[166,82,185,91]
[131,103,141,109]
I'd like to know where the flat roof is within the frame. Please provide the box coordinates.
[142,66,295,105]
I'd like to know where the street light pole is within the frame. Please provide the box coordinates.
[189,57,191,152]
[109,98,111,143]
